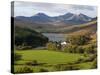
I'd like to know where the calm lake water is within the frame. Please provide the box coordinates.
[42,33,66,42]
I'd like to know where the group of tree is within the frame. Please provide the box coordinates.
[15,26,48,50]
[46,32,97,54]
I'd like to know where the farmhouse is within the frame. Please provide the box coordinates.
[61,41,67,45]
[61,41,67,51]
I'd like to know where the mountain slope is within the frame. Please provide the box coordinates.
[14,18,97,34]
[15,26,48,48]
[63,20,97,34]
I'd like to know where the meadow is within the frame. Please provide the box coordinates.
[14,50,94,73]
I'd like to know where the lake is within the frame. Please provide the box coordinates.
[42,33,66,42]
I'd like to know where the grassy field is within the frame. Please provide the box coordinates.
[16,50,83,65]
[14,50,94,73]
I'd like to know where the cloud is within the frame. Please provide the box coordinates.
[68,5,96,11]
[13,1,97,17]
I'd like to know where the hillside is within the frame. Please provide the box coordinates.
[15,26,48,49]
[14,18,97,33]
[60,20,97,34]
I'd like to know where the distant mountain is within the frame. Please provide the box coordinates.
[15,12,92,25]
[78,14,91,21]
[15,13,53,24]
[53,13,74,21]
[59,13,92,25]
[91,17,97,21]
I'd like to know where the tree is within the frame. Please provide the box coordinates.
[83,44,97,54]
[76,46,84,53]
[39,68,49,72]
[64,44,77,53]
[46,42,57,50]
[66,34,91,45]
[15,26,48,49]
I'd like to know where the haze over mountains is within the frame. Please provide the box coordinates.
[15,12,93,26]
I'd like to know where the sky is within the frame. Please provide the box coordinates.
[12,1,97,18]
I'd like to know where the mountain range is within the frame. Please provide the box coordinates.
[13,12,97,33]
[15,12,93,26]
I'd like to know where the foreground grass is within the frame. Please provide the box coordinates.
[14,50,93,73]
[14,62,93,73]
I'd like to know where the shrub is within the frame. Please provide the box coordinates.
[54,64,62,71]
[83,51,88,57]
[82,54,96,62]
[26,60,38,66]
[15,66,33,73]
[64,44,77,53]
[14,53,21,61]
[63,45,85,54]
[14,53,22,64]
[83,44,97,54]
[39,68,49,72]
[63,46,69,53]
[70,65,80,70]
[91,58,97,69]
[65,65,80,70]
[75,58,84,64]
[54,64,80,71]
[76,46,84,53]
[66,34,91,45]
[46,42,57,50]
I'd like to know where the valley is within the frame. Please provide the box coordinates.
[12,12,97,73]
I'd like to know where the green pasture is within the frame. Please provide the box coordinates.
[14,50,93,73]
[15,50,83,65]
